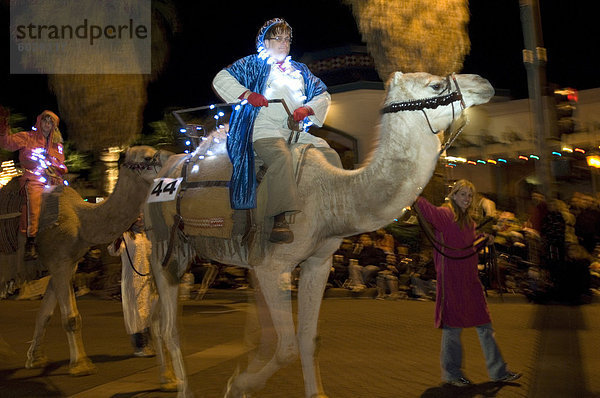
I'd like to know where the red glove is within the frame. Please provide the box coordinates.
[246,92,269,107]
[293,106,314,122]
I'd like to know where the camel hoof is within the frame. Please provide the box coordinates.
[25,354,49,369]
[160,381,178,392]
[69,359,97,376]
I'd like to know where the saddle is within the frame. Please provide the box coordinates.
[0,178,62,254]
[154,142,314,242]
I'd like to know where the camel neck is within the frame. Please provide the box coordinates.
[331,111,440,234]
[79,167,150,245]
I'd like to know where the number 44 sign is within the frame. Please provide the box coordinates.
[147,178,183,203]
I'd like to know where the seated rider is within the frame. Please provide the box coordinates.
[0,108,68,260]
[212,18,336,244]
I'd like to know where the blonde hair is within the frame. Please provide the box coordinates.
[37,110,64,144]
[444,179,476,229]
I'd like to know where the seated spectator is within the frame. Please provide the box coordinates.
[493,212,526,258]
[374,228,395,254]
[375,254,406,300]
[409,257,437,300]
[348,234,387,292]
[329,238,355,287]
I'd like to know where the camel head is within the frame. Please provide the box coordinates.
[383,72,494,134]
[120,145,172,183]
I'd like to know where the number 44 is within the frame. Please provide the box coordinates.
[151,179,179,196]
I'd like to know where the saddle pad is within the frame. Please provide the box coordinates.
[178,186,233,239]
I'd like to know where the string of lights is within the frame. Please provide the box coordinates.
[443,145,600,168]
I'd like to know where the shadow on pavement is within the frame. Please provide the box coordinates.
[0,379,63,397]
[110,389,166,398]
[0,353,134,381]
[89,353,134,363]
[420,381,520,397]
[0,360,65,379]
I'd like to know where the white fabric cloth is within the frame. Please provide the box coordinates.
[108,232,156,335]
[212,66,330,146]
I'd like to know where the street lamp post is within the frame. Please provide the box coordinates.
[519,0,556,198]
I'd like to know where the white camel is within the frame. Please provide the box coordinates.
[0,146,170,376]
[147,72,494,397]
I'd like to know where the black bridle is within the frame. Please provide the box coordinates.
[381,74,468,155]
[122,150,163,174]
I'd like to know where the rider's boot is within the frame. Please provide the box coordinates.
[24,236,38,261]
[269,212,293,244]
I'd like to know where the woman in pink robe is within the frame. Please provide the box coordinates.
[415,180,520,387]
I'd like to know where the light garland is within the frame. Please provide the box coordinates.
[28,147,67,187]
[443,146,597,167]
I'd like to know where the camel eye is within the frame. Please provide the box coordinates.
[430,82,443,91]
[144,156,152,162]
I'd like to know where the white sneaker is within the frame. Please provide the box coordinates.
[133,346,155,358]
[447,376,472,387]
[350,284,366,293]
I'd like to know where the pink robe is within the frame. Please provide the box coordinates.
[0,111,67,236]
[416,197,491,328]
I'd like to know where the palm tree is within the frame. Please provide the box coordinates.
[12,0,179,194]
[343,0,470,80]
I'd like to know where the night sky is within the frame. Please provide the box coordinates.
[2,1,599,135]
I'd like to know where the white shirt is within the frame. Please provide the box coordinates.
[212,63,331,146]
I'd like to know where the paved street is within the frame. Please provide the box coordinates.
[0,291,599,398]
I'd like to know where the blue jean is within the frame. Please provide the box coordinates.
[441,323,507,381]
[349,264,380,287]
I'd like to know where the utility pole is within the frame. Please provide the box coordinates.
[519,0,555,198]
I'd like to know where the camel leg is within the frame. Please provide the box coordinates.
[244,270,277,374]
[225,262,297,398]
[149,291,176,392]
[296,246,337,398]
[52,263,96,376]
[25,276,57,369]
[153,260,191,397]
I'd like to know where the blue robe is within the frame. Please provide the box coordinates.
[224,54,328,210]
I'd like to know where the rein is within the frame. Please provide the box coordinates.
[414,204,494,260]
[122,150,163,174]
[123,236,151,277]
[380,74,467,156]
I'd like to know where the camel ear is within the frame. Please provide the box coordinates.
[387,71,404,88]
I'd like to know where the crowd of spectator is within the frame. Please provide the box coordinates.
[180,189,600,305]
[479,191,600,304]
[3,191,599,306]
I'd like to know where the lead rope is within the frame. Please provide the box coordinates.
[123,236,151,277]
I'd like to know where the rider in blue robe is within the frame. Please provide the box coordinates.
[213,18,333,243]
